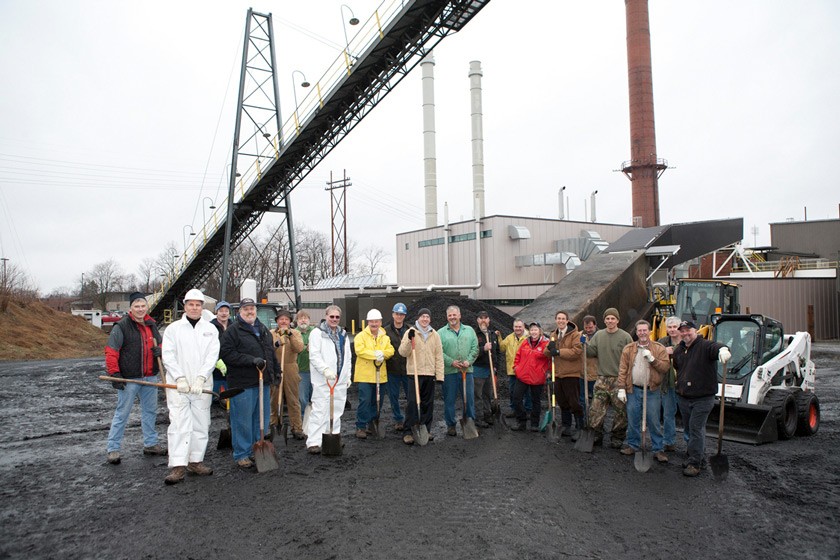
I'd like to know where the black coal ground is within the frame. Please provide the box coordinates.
[1,344,838,559]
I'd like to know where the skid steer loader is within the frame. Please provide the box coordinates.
[706,314,819,444]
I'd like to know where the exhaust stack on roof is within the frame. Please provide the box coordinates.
[421,53,438,228]
[469,61,485,219]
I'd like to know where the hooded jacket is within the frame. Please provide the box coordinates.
[514,335,551,385]
[399,326,445,381]
[353,325,395,383]
[546,322,584,379]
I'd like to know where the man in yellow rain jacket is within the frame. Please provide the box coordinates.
[354,309,395,439]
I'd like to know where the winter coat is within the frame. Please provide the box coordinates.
[272,327,304,377]
[161,316,220,391]
[439,323,479,375]
[399,327,445,381]
[657,335,679,391]
[546,323,584,379]
[616,341,671,393]
[674,337,726,398]
[296,325,314,372]
[499,333,526,376]
[353,326,395,383]
[473,328,501,373]
[210,317,231,381]
[384,322,409,376]
[514,336,551,385]
[105,314,161,378]
[219,317,280,390]
[309,322,352,387]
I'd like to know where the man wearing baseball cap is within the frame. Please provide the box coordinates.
[384,303,410,432]
[673,320,730,477]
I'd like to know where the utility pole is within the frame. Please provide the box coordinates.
[325,170,351,275]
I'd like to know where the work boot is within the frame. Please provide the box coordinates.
[355,429,368,439]
[504,411,516,418]
[446,426,457,437]
[237,458,254,468]
[664,444,676,452]
[394,422,404,432]
[187,462,213,476]
[620,445,636,456]
[570,429,581,442]
[164,466,186,485]
[107,451,121,465]
[683,464,701,477]
[475,420,490,429]
[561,425,574,437]
[610,440,624,449]
[403,434,414,445]
[292,430,305,441]
[143,444,167,456]
[529,424,540,432]
[510,420,527,432]
[654,452,669,463]
[593,434,603,446]
[307,446,321,455]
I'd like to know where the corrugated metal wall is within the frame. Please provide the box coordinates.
[738,278,839,340]
[769,220,840,261]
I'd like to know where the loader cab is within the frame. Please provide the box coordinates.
[676,280,739,327]
[711,314,784,382]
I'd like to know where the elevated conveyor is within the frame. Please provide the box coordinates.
[151,0,491,319]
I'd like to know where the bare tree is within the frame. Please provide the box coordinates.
[0,261,39,311]
[87,259,123,310]
[155,243,180,283]
[137,257,156,292]
[354,244,389,276]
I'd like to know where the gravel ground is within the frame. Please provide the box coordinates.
[1,343,838,559]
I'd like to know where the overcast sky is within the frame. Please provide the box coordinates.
[1,0,838,294]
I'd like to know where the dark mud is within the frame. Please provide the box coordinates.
[1,344,839,559]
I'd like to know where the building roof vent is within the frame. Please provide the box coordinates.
[508,225,531,240]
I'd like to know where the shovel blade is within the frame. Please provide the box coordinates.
[252,440,279,473]
[547,419,561,443]
[216,428,232,450]
[634,450,653,473]
[412,424,430,446]
[573,428,595,453]
[710,454,729,480]
[280,423,289,446]
[218,387,244,400]
[538,409,552,432]
[463,417,480,439]
[321,434,343,457]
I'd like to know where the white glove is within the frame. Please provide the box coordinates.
[719,347,731,364]
[374,350,385,362]
[190,376,206,395]
[641,348,654,363]
[324,369,337,382]
[176,377,190,393]
[617,389,627,403]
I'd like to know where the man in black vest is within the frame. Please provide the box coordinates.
[104,292,165,464]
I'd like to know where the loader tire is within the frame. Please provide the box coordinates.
[795,391,820,436]
[764,389,797,440]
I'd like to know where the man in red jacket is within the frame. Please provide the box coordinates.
[104,292,165,465]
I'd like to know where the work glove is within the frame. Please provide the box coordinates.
[215,359,227,376]
[617,389,627,403]
[494,330,501,339]
[547,340,559,356]
[324,369,337,382]
[407,329,415,340]
[374,350,385,362]
[641,348,654,363]
[151,346,162,358]
[253,357,267,370]
[110,374,125,391]
[580,334,587,345]
[718,347,731,364]
[176,377,190,393]
[274,339,282,348]
[190,376,206,395]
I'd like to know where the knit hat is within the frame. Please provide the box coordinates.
[417,308,431,318]
[603,307,620,321]
[215,301,231,312]
[129,292,147,305]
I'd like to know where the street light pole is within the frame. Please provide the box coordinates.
[291,70,310,134]
[182,225,196,257]
[340,4,360,65]
[202,197,216,237]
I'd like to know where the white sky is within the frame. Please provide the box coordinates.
[1,0,838,293]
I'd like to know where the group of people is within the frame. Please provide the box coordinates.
[105,294,730,483]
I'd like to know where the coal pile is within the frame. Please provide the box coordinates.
[405,294,515,338]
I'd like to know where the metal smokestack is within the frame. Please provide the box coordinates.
[622,0,666,227]
[469,61,485,219]
[421,53,437,228]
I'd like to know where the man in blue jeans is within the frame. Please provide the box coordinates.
[673,320,730,477]
[438,306,479,437]
[384,303,410,432]
[657,316,682,451]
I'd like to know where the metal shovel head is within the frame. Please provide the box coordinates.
[462,417,480,440]
[375,418,386,439]
[218,387,244,400]
[538,408,552,432]
[412,424,430,446]
[547,417,561,443]
[321,433,343,457]
[216,427,232,450]
[574,427,595,453]
[634,449,653,473]
[252,439,279,472]
[710,453,729,480]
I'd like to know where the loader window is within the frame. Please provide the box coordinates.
[714,321,758,380]
[761,324,783,364]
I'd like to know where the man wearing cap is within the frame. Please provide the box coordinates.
[585,308,633,448]
[498,319,530,417]
[473,311,501,428]
[271,310,305,439]
[160,289,219,485]
[210,301,232,400]
[384,303,410,432]
[295,311,315,432]
[219,298,280,468]
[354,309,395,439]
[673,320,730,477]
[438,305,479,437]
[399,307,444,444]
[104,292,165,465]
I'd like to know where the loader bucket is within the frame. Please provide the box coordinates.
[706,402,778,445]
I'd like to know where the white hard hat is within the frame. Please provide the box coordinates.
[183,288,205,303]
[366,309,383,321]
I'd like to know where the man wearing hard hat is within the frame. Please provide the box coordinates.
[161,289,220,485]
[353,309,395,439]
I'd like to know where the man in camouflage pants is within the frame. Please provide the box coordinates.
[585,308,633,449]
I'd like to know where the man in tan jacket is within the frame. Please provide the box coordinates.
[616,319,671,462]
[398,308,444,445]
[272,310,305,440]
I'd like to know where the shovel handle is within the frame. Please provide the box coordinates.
[99,375,221,397]
[486,333,499,400]
[717,362,728,454]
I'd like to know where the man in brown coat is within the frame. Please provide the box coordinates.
[616,319,671,462]
[271,310,305,439]
[545,311,584,440]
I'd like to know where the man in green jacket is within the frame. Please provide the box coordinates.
[295,311,315,431]
[585,308,633,449]
[438,305,479,437]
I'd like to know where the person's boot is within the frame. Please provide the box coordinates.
[187,462,213,476]
[164,466,186,485]
[570,415,583,442]
[143,444,167,456]
[510,420,527,431]
[107,451,121,465]
[561,424,574,437]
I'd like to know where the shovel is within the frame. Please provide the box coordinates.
[98,376,243,400]
[546,338,561,442]
[277,343,289,445]
[252,365,279,473]
[217,400,233,450]
[486,334,505,436]
[369,363,387,439]
[634,375,653,473]
[460,369,479,439]
[710,362,730,480]
[321,377,342,457]
[574,345,595,453]
[538,377,553,432]
[410,337,430,446]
